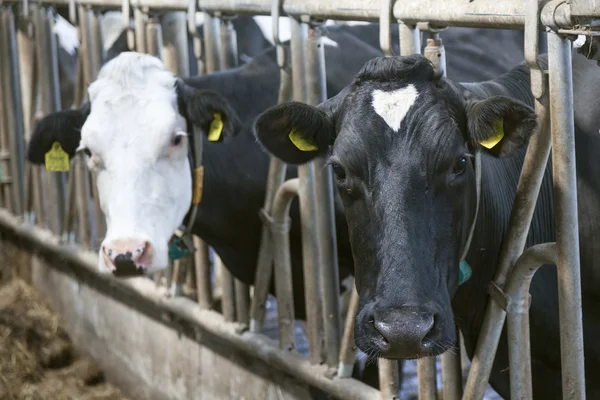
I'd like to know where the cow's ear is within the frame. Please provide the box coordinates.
[253,101,335,165]
[27,103,90,165]
[466,96,537,158]
[176,81,241,142]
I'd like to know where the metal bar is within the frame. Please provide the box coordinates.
[291,16,324,364]
[547,30,586,400]
[307,21,341,369]
[3,7,26,215]
[462,56,552,400]
[219,260,237,321]
[89,8,103,76]
[218,15,250,325]
[505,242,557,400]
[441,347,463,400]
[219,17,238,70]
[134,7,147,53]
[7,0,597,26]
[417,357,438,400]
[235,279,250,325]
[202,13,220,73]
[270,178,300,350]
[0,9,15,213]
[193,236,213,308]
[0,207,382,400]
[338,284,358,378]
[34,6,66,235]
[398,22,420,56]
[378,358,399,399]
[161,12,190,77]
[146,15,163,58]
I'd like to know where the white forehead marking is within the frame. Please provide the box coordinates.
[371,84,419,132]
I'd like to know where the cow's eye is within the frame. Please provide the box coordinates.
[83,148,92,157]
[452,155,468,175]
[171,131,186,147]
[330,161,347,182]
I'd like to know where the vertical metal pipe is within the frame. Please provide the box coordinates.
[417,357,438,400]
[34,7,66,235]
[88,9,103,76]
[145,16,163,59]
[547,30,586,400]
[441,347,462,400]
[505,243,557,400]
[0,9,14,212]
[249,67,291,332]
[378,358,400,399]
[219,259,237,321]
[398,22,420,56]
[271,178,301,350]
[202,13,220,74]
[338,284,359,378]
[193,236,213,308]
[462,45,552,400]
[219,16,250,325]
[219,18,238,70]
[161,12,190,77]
[290,16,324,364]
[134,7,147,53]
[3,7,26,215]
[306,22,341,369]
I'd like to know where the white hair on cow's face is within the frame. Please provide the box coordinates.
[371,85,419,132]
[80,52,192,275]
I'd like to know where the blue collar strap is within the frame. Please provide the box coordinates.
[459,260,473,285]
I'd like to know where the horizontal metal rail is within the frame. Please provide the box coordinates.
[2,0,598,29]
[0,208,380,400]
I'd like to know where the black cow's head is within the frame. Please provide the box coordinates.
[253,55,537,359]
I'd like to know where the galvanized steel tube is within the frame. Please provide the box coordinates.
[291,17,324,364]
[203,13,221,73]
[338,285,358,378]
[34,6,67,235]
[417,357,438,400]
[145,16,163,58]
[505,242,557,400]
[3,7,26,215]
[462,59,552,400]
[161,12,190,77]
[398,23,420,56]
[306,23,342,369]
[378,358,399,399]
[441,349,462,400]
[249,66,291,332]
[547,30,586,400]
[270,178,301,350]
[134,7,147,53]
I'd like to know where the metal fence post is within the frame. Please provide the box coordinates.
[547,29,586,400]
[290,15,325,365]
[306,19,342,370]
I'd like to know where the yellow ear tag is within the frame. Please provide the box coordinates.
[289,128,318,152]
[207,113,223,142]
[479,120,504,149]
[44,142,70,172]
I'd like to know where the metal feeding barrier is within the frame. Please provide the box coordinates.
[0,0,598,398]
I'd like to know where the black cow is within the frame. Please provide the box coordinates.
[254,45,600,399]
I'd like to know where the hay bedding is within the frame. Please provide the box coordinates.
[0,278,129,400]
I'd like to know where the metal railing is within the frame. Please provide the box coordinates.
[0,0,598,399]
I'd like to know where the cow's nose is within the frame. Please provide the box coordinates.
[369,307,437,359]
[102,239,153,277]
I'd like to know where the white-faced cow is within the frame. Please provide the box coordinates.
[253,49,600,398]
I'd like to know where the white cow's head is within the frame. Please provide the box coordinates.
[27,52,240,276]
